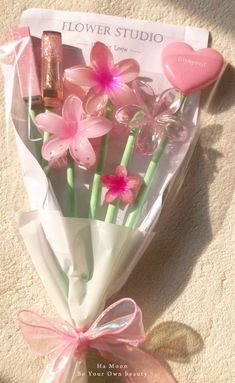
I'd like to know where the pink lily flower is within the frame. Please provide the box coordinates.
[35,95,112,168]
[102,166,140,204]
[64,42,140,114]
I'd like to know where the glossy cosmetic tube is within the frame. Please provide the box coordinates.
[41,31,63,107]
[12,26,41,105]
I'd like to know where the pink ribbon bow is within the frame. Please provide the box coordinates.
[18,298,177,383]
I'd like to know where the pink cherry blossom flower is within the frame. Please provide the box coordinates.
[35,95,112,168]
[64,42,140,114]
[102,166,140,204]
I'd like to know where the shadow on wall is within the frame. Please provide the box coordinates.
[144,321,204,363]
[86,321,203,383]
[0,377,11,383]
[112,123,226,329]
[201,63,235,114]
[162,0,234,36]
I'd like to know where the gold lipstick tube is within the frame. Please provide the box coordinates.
[41,31,63,107]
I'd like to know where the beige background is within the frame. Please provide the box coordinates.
[0,1,234,382]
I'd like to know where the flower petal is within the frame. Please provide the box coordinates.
[115,104,145,127]
[132,80,156,113]
[127,176,140,189]
[35,113,66,136]
[62,95,83,125]
[69,135,96,167]
[121,189,134,204]
[48,155,68,169]
[109,83,137,107]
[156,88,183,115]
[64,66,97,87]
[83,87,108,114]
[42,137,70,161]
[114,59,140,83]
[115,166,127,177]
[105,189,118,204]
[91,42,114,74]
[63,78,86,100]
[79,117,112,138]
[101,175,116,188]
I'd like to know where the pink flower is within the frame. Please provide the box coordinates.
[102,166,140,204]
[116,81,188,156]
[64,42,140,114]
[35,95,112,168]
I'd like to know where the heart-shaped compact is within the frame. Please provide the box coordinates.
[162,42,224,94]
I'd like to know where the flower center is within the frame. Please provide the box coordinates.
[64,120,78,138]
[113,176,127,193]
[96,70,115,90]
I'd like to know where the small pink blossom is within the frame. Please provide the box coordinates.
[64,42,140,114]
[102,166,140,204]
[35,95,112,168]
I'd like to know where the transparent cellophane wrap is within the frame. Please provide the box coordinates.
[0,8,216,383]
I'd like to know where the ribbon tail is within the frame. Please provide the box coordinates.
[95,343,177,383]
[39,343,77,383]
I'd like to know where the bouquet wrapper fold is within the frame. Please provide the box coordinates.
[17,210,152,327]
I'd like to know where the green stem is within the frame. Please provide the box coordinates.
[124,134,168,228]
[88,103,112,219]
[124,94,187,229]
[89,134,109,219]
[67,154,76,217]
[105,127,138,224]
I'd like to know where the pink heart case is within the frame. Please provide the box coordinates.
[162,42,224,94]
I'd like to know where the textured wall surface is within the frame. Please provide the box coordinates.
[0,1,234,382]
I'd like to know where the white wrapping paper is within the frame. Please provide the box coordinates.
[17,210,151,327]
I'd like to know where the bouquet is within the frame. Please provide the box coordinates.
[0,8,224,383]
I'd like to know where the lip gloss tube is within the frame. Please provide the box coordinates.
[41,31,63,107]
[12,26,42,105]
